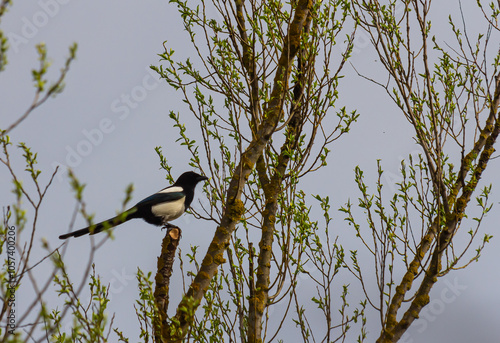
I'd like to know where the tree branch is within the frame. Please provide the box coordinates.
[165,1,314,340]
[155,226,181,342]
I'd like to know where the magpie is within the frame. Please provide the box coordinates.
[59,171,208,239]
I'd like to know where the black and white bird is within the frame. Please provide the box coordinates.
[59,171,208,239]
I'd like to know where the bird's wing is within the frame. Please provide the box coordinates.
[135,191,185,207]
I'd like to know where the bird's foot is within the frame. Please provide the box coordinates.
[162,223,179,230]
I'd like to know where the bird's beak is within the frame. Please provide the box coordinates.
[198,175,209,182]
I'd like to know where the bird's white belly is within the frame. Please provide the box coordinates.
[151,197,186,222]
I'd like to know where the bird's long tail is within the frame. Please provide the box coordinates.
[59,208,138,239]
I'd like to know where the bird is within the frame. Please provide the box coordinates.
[59,171,208,239]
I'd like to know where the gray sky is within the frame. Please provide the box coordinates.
[1,1,499,342]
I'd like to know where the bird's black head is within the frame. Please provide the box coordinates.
[174,171,208,188]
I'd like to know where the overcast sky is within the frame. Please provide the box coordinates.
[1,1,499,342]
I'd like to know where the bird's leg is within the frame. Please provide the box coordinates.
[162,223,178,230]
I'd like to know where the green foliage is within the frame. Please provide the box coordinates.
[148,0,497,341]
[30,42,77,95]
[0,129,133,342]
[1,41,77,135]
[1,0,498,342]
[50,261,118,342]
[154,146,173,183]
[0,0,12,72]
[135,268,158,342]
